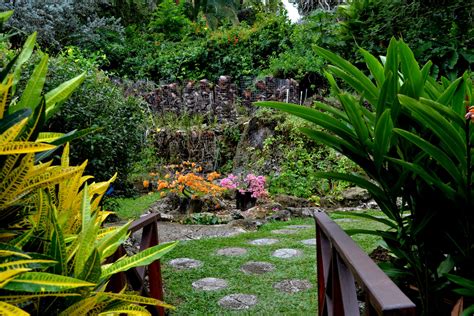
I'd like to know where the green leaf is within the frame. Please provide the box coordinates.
[436,256,454,277]
[12,32,36,94]
[97,222,130,260]
[359,48,385,87]
[0,11,14,24]
[461,304,474,316]
[78,249,101,283]
[45,72,85,120]
[394,128,463,184]
[398,40,423,98]
[15,54,48,112]
[2,272,95,292]
[374,109,393,172]
[49,205,67,276]
[446,274,474,291]
[101,241,178,282]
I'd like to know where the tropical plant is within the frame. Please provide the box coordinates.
[0,13,177,315]
[257,38,473,314]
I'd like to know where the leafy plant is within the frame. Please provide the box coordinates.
[257,38,473,314]
[0,16,177,315]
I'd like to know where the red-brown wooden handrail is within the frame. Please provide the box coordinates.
[314,211,416,316]
[107,213,165,316]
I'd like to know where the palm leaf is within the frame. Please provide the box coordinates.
[2,272,95,292]
[100,241,178,281]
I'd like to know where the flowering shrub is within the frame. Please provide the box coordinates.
[220,173,268,198]
[143,162,225,199]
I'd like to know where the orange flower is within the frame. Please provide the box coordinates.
[143,180,150,188]
[157,180,169,191]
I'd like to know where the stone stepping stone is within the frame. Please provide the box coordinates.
[216,247,247,256]
[248,238,279,246]
[271,229,298,235]
[273,279,313,293]
[300,238,316,246]
[218,294,257,310]
[272,248,303,259]
[168,258,203,270]
[240,261,275,274]
[286,225,313,230]
[192,277,228,291]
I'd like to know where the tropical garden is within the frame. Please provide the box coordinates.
[0,0,473,315]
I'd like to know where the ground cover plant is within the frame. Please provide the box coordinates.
[161,211,387,315]
[258,39,474,314]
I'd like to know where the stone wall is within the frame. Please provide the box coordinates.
[125,76,300,122]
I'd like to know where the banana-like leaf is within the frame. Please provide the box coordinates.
[314,45,378,105]
[0,301,29,316]
[359,48,385,87]
[12,32,36,94]
[2,272,95,292]
[100,241,178,281]
[394,128,463,184]
[102,292,175,309]
[398,94,466,166]
[45,72,85,120]
[374,109,393,172]
[14,54,48,112]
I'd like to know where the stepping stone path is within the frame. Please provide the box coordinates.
[248,238,279,245]
[216,247,247,256]
[240,261,276,274]
[286,225,313,230]
[301,238,317,246]
[169,258,203,270]
[271,229,298,235]
[334,218,359,223]
[218,294,258,310]
[192,277,228,291]
[273,279,313,293]
[272,248,303,259]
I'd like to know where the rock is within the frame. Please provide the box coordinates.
[216,247,248,256]
[287,207,322,218]
[192,277,228,291]
[266,209,291,221]
[240,261,275,274]
[218,294,257,310]
[168,258,203,270]
[300,239,316,246]
[271,229,298,235]
[273,279,312,293]
[241,206,269,219]
[272,248,303,259]
[286,225,313,230]
[340,187,371,207]
[273,195,313,208]
[248,238,279,246]
[229,219,265,231]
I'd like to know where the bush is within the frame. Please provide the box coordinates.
[44,48,148,193]
[338,0,473,78]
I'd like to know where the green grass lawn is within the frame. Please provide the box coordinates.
[161,211,388,315]
[106,192,161,219]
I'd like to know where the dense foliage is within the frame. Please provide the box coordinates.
[259,39,473,314]
[43,49,148,192]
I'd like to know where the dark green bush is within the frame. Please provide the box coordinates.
[45,49,148,193]
[338,0,473,78]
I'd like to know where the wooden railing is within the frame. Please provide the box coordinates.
[107,213,165,316]
[314,211,416,316]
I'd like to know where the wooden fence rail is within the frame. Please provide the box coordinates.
[314,211,416,316]
[107,213,165,316]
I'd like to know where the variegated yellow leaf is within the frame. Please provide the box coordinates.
[0,268,30,288]
[0,118,28,144]
[102,292,175,309]
[58,295,97,316]
[36,132,65,143]
[0,301,29,316]
[99,303,150,316]
[0,259,56,271]
[0,250,31,259]
[0,154,33,206]
[0,292,80,303]
[0,141,56,155]
[0,75,13,119]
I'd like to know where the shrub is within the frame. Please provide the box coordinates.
[0,22,176,314]
[44,48,148,193]
[258,38,473,313]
